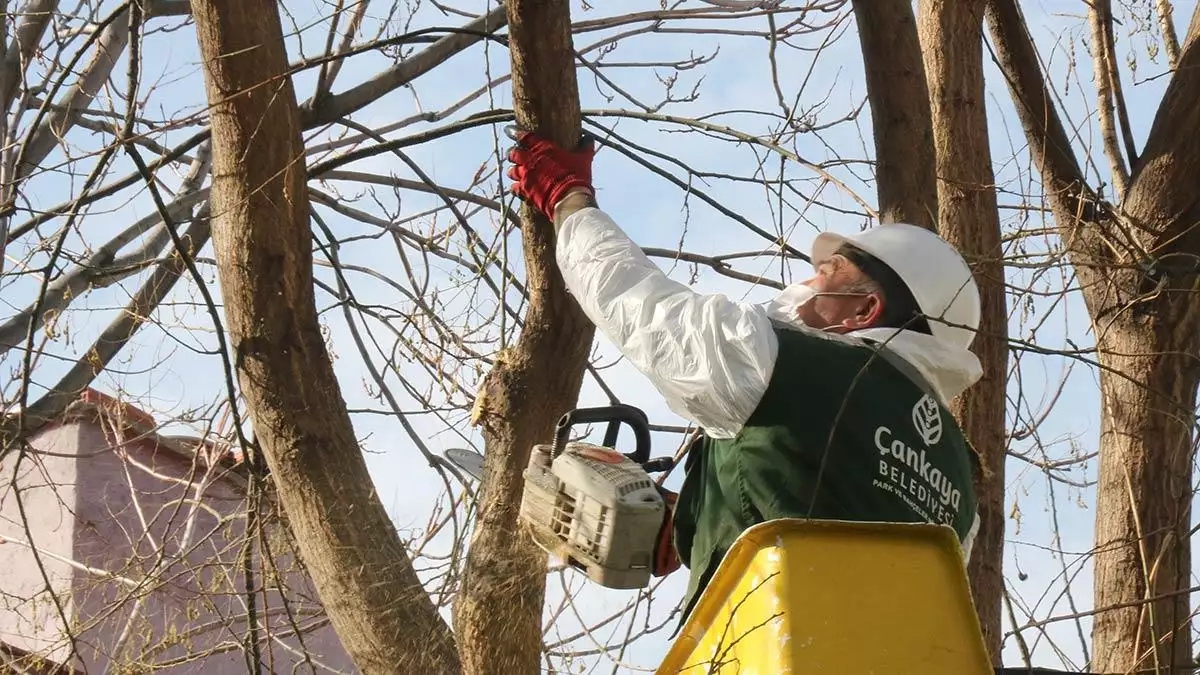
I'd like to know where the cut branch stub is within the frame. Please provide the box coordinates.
[452,1,596,674]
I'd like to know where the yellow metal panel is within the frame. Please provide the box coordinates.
[657,519,992,674]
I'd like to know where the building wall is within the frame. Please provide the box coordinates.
[0,423,81,668]
[2,407,355,674]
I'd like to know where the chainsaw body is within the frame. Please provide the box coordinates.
[518,405,669,589]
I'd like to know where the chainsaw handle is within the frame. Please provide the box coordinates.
[553,404,652,465]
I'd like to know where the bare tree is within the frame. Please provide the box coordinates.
[451,1,592,673]
[7,1,1182,672]
[917,0,1009,662]
[188,1,458,672]
[987,1,1200,670]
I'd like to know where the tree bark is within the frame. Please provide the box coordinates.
[1,0,59,113]
[987,1,1200,670]
[916,0,1008,663]
[188,3,460,673]
[1087,31,1200,671]
[851,0,938,228]
[1093,324,1199,674]
[452,1,591,674]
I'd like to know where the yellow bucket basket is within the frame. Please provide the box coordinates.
[657,519,993,675]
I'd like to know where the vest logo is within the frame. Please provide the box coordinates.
[912,394,942,446]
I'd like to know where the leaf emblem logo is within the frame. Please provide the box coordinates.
[912,394,942,446]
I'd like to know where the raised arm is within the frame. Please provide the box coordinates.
[551,198,778,438]
[505,128,780,437]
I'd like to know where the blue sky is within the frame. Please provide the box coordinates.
[3,0,1198,671]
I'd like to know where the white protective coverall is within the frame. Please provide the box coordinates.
[555,207,985,441]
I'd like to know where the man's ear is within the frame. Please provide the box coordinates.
[845,292,885,330]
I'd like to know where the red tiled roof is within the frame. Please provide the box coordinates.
[64,388,250,475]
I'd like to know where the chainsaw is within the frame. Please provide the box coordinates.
[444,404,675,590]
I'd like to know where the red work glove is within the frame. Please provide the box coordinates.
[505,126,596,221]
[652,486,682,577]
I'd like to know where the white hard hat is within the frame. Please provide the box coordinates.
[810,223,981,350]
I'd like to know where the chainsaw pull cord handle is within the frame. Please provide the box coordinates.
[551,404,652,464]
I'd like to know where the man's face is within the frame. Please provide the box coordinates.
[794,253,885,333]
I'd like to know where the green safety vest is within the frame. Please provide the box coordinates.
[672,323,979,623]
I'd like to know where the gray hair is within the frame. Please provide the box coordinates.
[829,252,882,296]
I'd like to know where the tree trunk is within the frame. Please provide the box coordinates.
[851,0,938,228]
[189,3,459,673]
[916,0,1008,663]
[1093,320,1199,673]
[1088,27,1200,669]
[452,1,591,674]
[987,1,1200,669]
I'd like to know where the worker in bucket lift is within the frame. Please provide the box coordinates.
[504,127,983,624]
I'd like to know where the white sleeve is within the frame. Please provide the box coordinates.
[555,207,778,439]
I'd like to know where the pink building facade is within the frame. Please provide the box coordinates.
[0,391,356,673]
